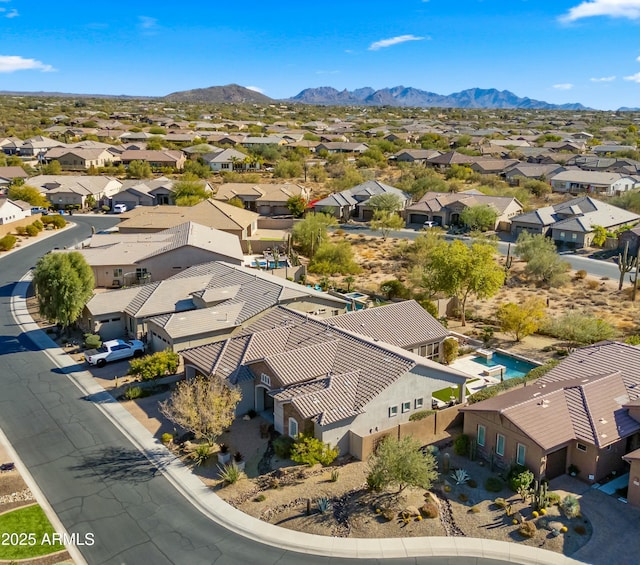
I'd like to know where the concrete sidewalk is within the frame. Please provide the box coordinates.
[9,274,582,565]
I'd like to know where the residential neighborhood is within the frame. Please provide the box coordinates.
[1,90,639,565]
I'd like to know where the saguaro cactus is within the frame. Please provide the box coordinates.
[618,241,638,291]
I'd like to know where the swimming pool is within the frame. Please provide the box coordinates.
[469,352,537,380]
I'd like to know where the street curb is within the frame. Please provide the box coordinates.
[9,273,581,565]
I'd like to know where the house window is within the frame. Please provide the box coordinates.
[113,268,123,277]
[516,443,526,466]
[477,425,486,447]
[559,231,565,238]
[402,401,411,413]
[576,443,587,452]
[288,418,298,438]
[415,398,424,409]
[260,373,271,387]
[496,434,505,457]
[389,405,398,418]
[571,233,577,240]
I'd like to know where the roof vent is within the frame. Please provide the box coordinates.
[599,418,607,424]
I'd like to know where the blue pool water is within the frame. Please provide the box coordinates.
[470,352,537,380]
[251,260,289,269]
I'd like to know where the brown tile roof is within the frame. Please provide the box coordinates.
[462,342,640,449]
[329,300,448,348]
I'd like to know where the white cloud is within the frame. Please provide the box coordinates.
[637,54,640,61]
[0,55,54,73]
[623,72,640,83]
[368,34,427,51]
[139,16,157,29]
[590,75,616,81]
[553,83,574,90]
[560,0,640,22]
[245,85,264,93]
[5,8,17,17]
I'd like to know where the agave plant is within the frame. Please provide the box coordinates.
[450,468,470,485]
[317,497,331,513]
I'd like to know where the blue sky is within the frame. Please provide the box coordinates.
[1,0,639,110]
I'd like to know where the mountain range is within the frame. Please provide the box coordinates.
[287,86,589,110]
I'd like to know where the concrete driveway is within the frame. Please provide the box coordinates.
[550,476,640,565]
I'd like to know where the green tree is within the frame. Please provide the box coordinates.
[308,241,361,275]
[420,240,505,326]
[273,160,303,178]
[127,160,153,179]
[515,231,570,287]
[459,204,498,232]
[174,175,209,206]
[292,212,337,257]
[308,164,328,182]
[227,196,245,208]
[7,184,49,208]
[367,436,438,493]
[497,298,546,341]
[523,179,551,197]
[41,160,61,175]
[445,164,473,181]
[146,136,164,150]
[286,194,307,218]
[370,209,405,240]
[290,434,338,467]
[159,376,241,446]
[442,337,459,364]
[379,279,410,300]
[367,193,403,213]
[32,251,94,332]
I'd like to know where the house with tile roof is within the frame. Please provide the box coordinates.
[549,170,637,196]
[82,261,348,345]
[214,182,309,215]
[461,342,640,483]
[329,300,449,361]
[181,305,469,456]
[0,197,31,225]
[43,147,115,170]
[202,148,257,172]
[114,177,214,208]
[0,166,28,188]
[115,198,283,253]
[118,149,186,171]
[64,222,243,287]
[313,180,411,222]
[405,189,523,230]
[510,196,640,248]
[27,175,122,209]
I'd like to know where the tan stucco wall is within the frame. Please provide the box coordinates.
[627,460,640,507]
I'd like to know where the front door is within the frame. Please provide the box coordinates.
[545,447,568,479]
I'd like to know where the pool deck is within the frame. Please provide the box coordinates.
[449,355,504,393]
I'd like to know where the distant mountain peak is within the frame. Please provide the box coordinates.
[164,84,273,103]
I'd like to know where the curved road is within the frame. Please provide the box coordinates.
[0,217,572,565]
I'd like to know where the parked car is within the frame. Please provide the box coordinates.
[84,339,145,367]
[31,207,49,215]
[113,203,128,213]
[422,221,436,228]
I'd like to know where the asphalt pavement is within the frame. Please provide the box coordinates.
[0,216,582,565]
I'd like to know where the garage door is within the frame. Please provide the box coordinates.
[96,317,124,341]
[362,209,374,221]
[409,214,428,224]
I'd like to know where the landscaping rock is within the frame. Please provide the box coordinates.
[405,505,420,517]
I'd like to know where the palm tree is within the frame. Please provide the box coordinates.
[343,275,355,292]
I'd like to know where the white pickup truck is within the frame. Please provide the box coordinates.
[84,339,145,367]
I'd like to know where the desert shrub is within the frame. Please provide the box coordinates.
[161,432,173,445]
[124,385,143,400]
[15,225,27,235]
[543,311,617,344]
[409,409,436,421]
[0,234,17,251]
[509,468,534,493]
[32,219,44,230]
[485,477,504,492]
[575,269,587,279]
[84,333,102,348]
[50,215,67,229]
[548,492,561,506]
[493,497,507,509]
[467,479,478,488]
[128,349,179,381]
[458,493,469,502]
[574,524,586,535]
[453,434,470,456]
[518,520,537,538]
[25,224,39,237]
[625,335,640,345]
[366,468,385,492]
[586,280,599,290]
[421,501,439,518]
[273,435,295,459]
[192,444,211,466]
[218,462,244,483]
[561,495,581,518]
[330,469,340,482]
[290,434,338,467]
[254,494,266,502]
